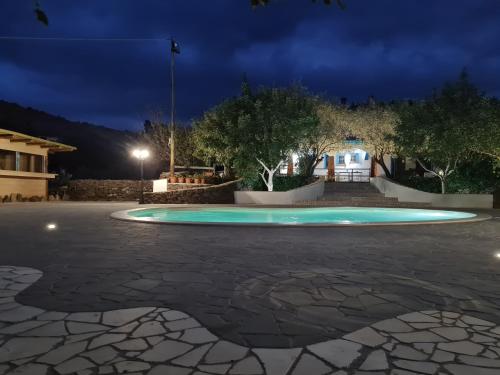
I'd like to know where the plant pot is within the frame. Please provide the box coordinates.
[178,177,185,183]
[200,178,206,184]
[169,176,178,183]
[185,177,192,184]
[194,178,201,184]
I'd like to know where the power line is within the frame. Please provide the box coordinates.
[0,36,169,41]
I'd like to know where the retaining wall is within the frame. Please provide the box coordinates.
[143,180,240,204]
[234,179,325,205]
[371,177,493,209]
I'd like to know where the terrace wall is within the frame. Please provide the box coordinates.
[67,179,207,201]
[143,180,240,204]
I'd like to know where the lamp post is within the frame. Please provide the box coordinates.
[132,148,150,204]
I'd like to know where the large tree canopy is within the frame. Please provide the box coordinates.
[193,83,318,190]
[395,71,494,193]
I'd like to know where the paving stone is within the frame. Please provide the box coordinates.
[148,365,192,375]
[372,319,414,333]
[444,364,500,375]
[164,318,201,331]
[0,337,62,361]
[179,327,218,344]
[198,364,232,374]
[0,320,47,335]
[5,363,48,374]
[124,279,161,291]
[392,331,447,343]
[115,361,151,373]
[344,327,387,347]
[471,333,496,343]
[89,333,127,349]
[67,322,109,334]
[111,321,139,333]
[308,339,362,368]
[36,312,68,321]
[456,354,500,367]
[98,365,114,374]
[431,349,455,363]
[131,321,166,337]
[167,332,182,340]
[391,345,428,360]
[253,348,302,375]
[113,338,149,351]
[413,343,435,354]
[397,312,440,323]
[81,346,118,365]
[38,341,88,365]
[54,357,95,375]
[139,339,192,362]
[431,327,469,341]
[409,323,442,330]
[443,312,460,319]
[146,336,164,345]
[437,340,484,355]
[393,359,439,374]
[162,310,190,321]
[460,316,495,327]
[22,321,68,336]
[205,341,248,363]
[359,350,389,371]
[102,307,155,326]
[171,343,212,367]
[0,305,44,322]
[66,312,101,323]
[65,332,101,344]
[230,356,264,374]
[290,353,330,375]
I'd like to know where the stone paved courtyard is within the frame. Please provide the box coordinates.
[0,202,500,374]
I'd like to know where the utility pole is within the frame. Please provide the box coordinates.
[169,38,180,177]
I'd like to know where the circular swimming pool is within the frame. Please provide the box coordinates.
[111,207,482,226]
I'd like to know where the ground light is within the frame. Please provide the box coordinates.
[45,223,57,230]
[132,148,150,204]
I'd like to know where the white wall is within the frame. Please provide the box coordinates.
[371,176,493,209]
[235,179,325,205]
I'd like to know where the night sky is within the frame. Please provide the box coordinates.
[1,0,499,131]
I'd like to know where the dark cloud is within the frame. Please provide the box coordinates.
[1,0,499,130]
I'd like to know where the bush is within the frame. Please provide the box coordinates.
[247,175,315,192]
[397,157,499,194]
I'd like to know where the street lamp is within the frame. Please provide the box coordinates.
[132,148,150,204]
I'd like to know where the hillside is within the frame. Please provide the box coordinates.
[0,101,151,179]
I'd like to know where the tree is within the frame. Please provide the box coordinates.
[243,86,319,191]
[193,83,318,190]
[142,114,170,172]
[348,104,398,178]
[395,71,486,194]
[297,102,350,177]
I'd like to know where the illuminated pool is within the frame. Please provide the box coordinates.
[112,207,480,226]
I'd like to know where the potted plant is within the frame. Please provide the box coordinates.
[193,174,201,184]
[177,175,185,183]
[169,176,178,183]
[200,175,207,184]
[185,175,193,184]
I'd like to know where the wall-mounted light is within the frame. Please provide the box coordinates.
[46,223,57,230]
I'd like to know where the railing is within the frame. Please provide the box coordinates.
[334,168,371,182]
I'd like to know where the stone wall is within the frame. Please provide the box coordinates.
[143,180,240,204]
[67,180,153,201]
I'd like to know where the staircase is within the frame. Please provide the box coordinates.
[301,182,431,208]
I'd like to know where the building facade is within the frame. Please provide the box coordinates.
[0,128,75,200]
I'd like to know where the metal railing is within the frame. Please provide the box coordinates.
[335,168,371,182]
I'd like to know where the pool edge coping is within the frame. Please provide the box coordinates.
[109,205,492,227]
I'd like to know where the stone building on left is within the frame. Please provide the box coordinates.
[0,128,75,201]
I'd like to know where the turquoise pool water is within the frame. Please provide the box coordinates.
[126,207,477,225]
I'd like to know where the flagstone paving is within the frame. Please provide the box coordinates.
[2,266,500,374]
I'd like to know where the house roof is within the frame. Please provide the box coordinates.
[0,128,76,152]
